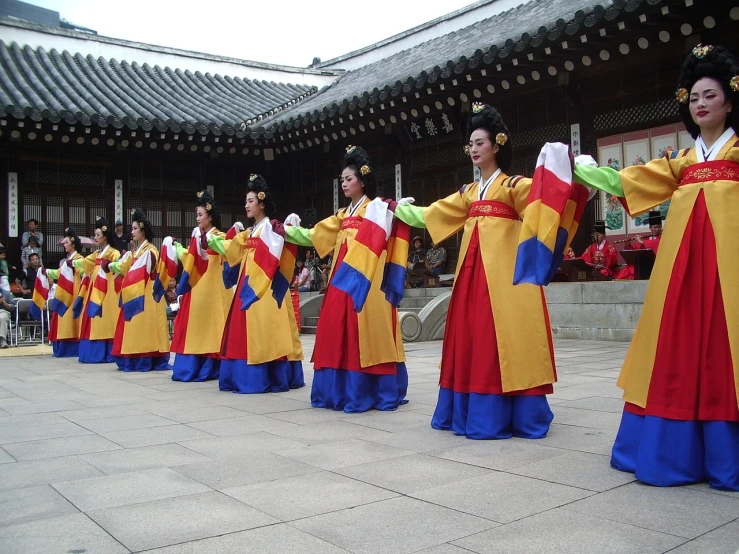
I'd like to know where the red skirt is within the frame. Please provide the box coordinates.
[627,191,739,421]
[312,240,397,375]
[440,224,553,396]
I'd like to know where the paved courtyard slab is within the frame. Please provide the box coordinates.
[0,337,737,553]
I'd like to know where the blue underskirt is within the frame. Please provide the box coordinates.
[431,388,554,439]
[170,354,220,382]
[310,363,409,413]
[78,340,114,364]
[52,340,79,358]
[219,359,305,394]
[114,355,170,372]
[612,410,739,491]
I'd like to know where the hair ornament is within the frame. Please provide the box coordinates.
[730,75,739,93]
[360,164,371,175]
[463,145,470,156]
[257,191,266,200]
[345,145,356,154]
[196,191,204,198]
[692,44,713,59]
[675,87,689,104]
[495,132,508,146]
[205,202,212,211]
[472,102,486,114]
[70,237,76,243]
[130,208,136,216]
[95,216,102,222]
[249,174,258,182]
[101,225,108,232]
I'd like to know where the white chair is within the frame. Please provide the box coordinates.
[13,299,46,346]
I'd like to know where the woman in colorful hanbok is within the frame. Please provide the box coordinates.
[169,191,234,382]
[108,209,170,372]
[45,227,83,357]
[284,146,408,413]
[394,103,586,439]
[207,175,304,394]
[573,44,739,490]
[72,216,121,363]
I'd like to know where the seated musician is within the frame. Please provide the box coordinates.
[580,220,618,278]
[615,210,663,280]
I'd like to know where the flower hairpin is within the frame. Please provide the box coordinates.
[196,191,204,198]
[257,191,266,200]
[463,145,470,156]
[495,133,508,146]
[345,145,356,154]
[472,102,485,114]
[130,208,136,216]
[249,174,258,182]
[675,87,689,104]
[101,225,108,232]
[692,44,713,59]
[360,165,371,175]
[70,237,76,243]
[205,202,212,211]
[730,75,739,93]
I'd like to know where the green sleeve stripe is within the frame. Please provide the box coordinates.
[573,165,624,197]
[394,203,426,229]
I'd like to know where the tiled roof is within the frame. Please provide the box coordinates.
[252,0,654,136]
[0,39,318,136]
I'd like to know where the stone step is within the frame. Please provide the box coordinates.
[301,325,317,335]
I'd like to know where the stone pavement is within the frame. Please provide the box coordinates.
[0,338,737,554]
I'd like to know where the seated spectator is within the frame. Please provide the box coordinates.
[0,247,11,294]
[318,254,332,292]
[15,253,41,299]
[21,235,43,269]
[0,288,12,348]
[165,279,179,317]
[292,258,311,292]
[425,242,447,277]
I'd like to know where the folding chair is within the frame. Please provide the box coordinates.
[13,299,46,346]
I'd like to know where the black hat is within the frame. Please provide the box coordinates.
[648,211,663,227]
[593,220,608,234]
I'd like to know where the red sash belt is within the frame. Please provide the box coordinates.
[681,160,739,186]
[246,238,259,249]
[468,200,518,220]
[341,216,362,230]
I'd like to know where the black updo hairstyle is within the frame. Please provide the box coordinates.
[468,103,512,173]
[94,216,115,246]
[196,190,221,229]
[64,226,82,252]
[246,174,276,219]
[343,145,377,199]
[677,44,739,139]
[131,208,154,242]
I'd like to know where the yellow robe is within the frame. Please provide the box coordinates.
[79,246,121,341]
[611,137,739,409]
[310,199,406,368]
[172,229,233,355]
[423,173,556,392]
[48,252,83,341]
[114,242,170,356]
[223,225,303,365]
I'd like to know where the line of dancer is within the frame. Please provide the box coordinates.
[34,44,738,492]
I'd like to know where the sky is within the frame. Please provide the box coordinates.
[27,0,477,67]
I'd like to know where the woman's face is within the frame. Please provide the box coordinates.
[196,206,213,230]
[62,237,73,253]
[245,192,265,220]
[94,228,107,247]
[689,77,732,131]
[131,221,145,243]
[468,129,498,169]
[340,168,363,199]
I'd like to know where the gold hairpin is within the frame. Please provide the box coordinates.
[463,145,470,156]
[692,44,713,58]
[495,133,508,146]
[257,191,266,200]
[675,87,689,104]
[730,75,739,93]
[360,164,371,175]
[205,202,212,211]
